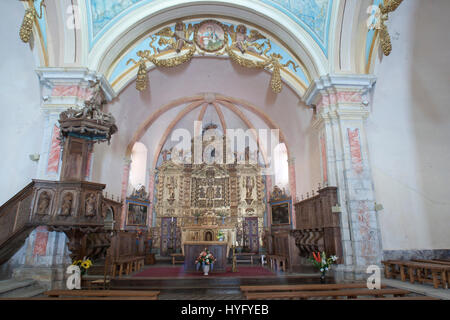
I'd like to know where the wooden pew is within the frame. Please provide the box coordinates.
[382,260,450,289]
[266,254,289,272]
[245,288,411,300]
[171,253,185,265]
[241,283,387,294]
[44,290,160,300]
[108,231,146,278]
[412,259,450,266]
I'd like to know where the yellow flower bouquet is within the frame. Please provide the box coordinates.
[72,257,93,275]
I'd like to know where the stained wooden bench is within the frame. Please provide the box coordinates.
[382,260,450,289]
[267,254,288,272]
[241,283,387,294]
[412,259,450,266]
[112,256,145,277]
[44,290,160,300]
[245,288,411,300]
[171,253,185,265]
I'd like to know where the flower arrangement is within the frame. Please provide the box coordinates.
[216,230,225,241]
[309,251,338,277]
[72,257,93,275]
[195,248,216,271]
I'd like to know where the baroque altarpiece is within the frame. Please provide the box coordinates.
[150,131,266,256]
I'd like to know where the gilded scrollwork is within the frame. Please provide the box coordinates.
[127,19,299,94]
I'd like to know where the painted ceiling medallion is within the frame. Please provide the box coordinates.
[194,20,227,52]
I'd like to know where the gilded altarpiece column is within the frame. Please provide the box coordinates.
[305,75,382,279]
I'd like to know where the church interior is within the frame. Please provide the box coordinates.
[0,0,449,302]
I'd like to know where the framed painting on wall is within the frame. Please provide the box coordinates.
[126,200,149,227]
[271,200,291,226]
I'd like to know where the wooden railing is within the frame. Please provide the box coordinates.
[0,182,36,265]
[0,179,124,265]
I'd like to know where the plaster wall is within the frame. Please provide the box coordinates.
[368,0,450,251]
[0,1,44,205]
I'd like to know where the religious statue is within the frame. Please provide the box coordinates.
[131,185,148,201]
[85,193,97,217]
[60,193,73,216]
[206,186,214,207]
[244,176,254,199]
[167,176,177,204]
[161,149,171,161]
[36,191,51,215]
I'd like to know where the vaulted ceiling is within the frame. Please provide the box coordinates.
[26,0,381,98]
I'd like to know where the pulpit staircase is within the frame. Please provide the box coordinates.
[0,182,36,266]
[0,180,118,267]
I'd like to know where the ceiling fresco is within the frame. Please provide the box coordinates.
[86,0,333,54]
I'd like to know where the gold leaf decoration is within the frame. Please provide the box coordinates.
[20,1,45,44]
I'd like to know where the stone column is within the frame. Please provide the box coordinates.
[304,75,382,279]
[120,157,132,229]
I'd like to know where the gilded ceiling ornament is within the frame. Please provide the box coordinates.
[371,0,404,56]
[20,0,45,44]
[127,22,196,92]
[127,19,298,94]
[226,40,299,93]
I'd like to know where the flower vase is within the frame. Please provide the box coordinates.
[202,264,210,276]
[320,271,326,283]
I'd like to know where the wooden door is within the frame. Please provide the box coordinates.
[244,217,259,253]
[160,217,179,256]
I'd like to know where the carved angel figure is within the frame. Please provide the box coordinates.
[156,21,194,53]
[227,24,266,54]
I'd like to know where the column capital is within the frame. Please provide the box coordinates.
[36,67,117,102]
[303,74,377,106]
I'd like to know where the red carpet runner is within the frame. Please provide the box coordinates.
[132,266,275,278]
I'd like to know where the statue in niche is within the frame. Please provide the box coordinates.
[198,186,206,198]
[204,231,213,242]
[167,176,177,204]
[245,176,254,199]
[85,193,97,217]
[37,191,51,215]
[206,186,214,207]
[215,186,222,199]
[60,193,73,216]
[161,149,171,161]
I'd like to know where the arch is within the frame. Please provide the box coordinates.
[87,0,329,84]
[129,142,148,190]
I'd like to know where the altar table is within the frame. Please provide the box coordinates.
[184,241,228,272]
